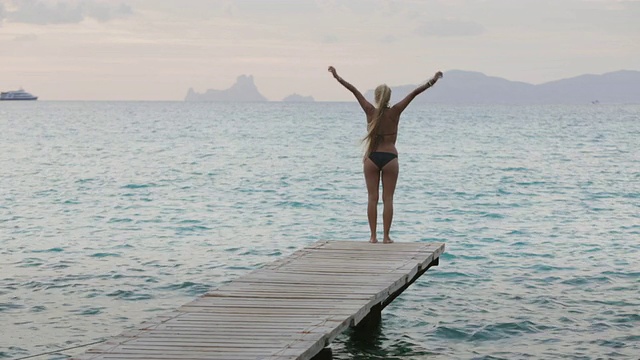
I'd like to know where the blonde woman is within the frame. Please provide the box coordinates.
[328,66,443,243]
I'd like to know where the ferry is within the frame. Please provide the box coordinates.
[0,89,38,101]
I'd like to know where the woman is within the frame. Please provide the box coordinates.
[328,66,443,243]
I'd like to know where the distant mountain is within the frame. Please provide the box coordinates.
[186,70,640,104]
[282,93,314,102]
[364,70,640,104]
[534,70,640,104]
[185,75,267,102]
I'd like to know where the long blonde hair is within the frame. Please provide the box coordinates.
[363,84,392,157]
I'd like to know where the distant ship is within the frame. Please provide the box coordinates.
[0,89,38,101]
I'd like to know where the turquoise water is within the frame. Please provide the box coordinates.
[1,102,638,359]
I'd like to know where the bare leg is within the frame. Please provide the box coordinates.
[381,158,399,243]
[363,158,381,243]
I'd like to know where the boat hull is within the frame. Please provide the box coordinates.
[1,89,39,101]
[0,97,38,101]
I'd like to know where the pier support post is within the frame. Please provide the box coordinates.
[382,257,439,310]
[354,257,440,331]
[310,347,333,360]
[355,303,382,330]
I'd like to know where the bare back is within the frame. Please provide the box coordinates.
[366,107,401,154]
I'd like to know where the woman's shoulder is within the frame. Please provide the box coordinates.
[383,107,401,121]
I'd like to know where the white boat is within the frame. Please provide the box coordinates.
[0,89,38,101]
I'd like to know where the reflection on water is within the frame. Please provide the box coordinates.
[334,317,434,360]
[340,320,391,360]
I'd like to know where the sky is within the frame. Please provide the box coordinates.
[1,0,638,101]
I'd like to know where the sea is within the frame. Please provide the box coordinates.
[0,101,638,359]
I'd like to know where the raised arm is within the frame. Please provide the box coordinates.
[328,66,375,115]
[392,71,443,114]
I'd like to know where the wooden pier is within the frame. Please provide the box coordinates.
[75,240,445,360]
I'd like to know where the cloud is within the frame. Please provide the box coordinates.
[322,34,339,43]
[85,2,132,22]
[4,0,132,25]
[415,18,485,37]
[14,33,39,41]
[379,34,397,44]
[225,0,322,17]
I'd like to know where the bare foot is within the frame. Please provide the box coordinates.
[382,238,394,244]
[369,237,378,244]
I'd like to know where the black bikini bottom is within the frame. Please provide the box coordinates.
[368,152,398,170]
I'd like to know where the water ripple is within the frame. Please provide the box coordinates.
[1,102,639,359]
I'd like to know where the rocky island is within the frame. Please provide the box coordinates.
[185,75,267,102]
[282,93,314,102]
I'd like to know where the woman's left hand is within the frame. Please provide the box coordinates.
[328,66,338,78]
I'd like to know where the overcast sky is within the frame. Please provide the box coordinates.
[1,0,638,101]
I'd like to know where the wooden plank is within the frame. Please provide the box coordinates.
[74,240,444,360]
